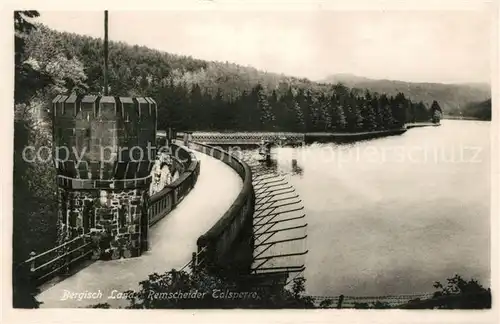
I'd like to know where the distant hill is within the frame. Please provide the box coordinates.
[321,74,491,118]
[461,99,492,120]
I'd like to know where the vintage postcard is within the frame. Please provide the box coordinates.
[2,0,498,323]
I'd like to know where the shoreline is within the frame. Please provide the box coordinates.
[405,122,440,129]
[186,122,439,145]
[304,128,408,143]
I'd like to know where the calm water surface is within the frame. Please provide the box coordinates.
[266,120,490,296]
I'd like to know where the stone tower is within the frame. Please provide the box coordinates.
[52,95,157,259]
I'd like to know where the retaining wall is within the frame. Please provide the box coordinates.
[188,142,255,275]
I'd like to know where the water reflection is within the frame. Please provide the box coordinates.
[241,120,490,296]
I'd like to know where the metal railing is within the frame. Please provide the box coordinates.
[179,246,208,273]
[18,233,94,286]
[310,290,491,309]
[310,293,435,308]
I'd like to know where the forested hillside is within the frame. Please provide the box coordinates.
[461,99,492,120]
[322,74,491,120]
[25,24,436,132]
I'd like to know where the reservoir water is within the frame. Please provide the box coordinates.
[260,120,491,296]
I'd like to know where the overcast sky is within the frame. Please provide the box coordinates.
[37,9,493,84]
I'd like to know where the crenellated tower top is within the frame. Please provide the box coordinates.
[52,95,157,189]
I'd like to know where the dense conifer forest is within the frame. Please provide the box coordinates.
[321,73,491,120]
[25,24,435,132]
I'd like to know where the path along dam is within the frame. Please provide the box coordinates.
[36,149,242,308]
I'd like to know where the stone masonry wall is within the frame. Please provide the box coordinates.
[58,187,148,260]
[52,95,157,260]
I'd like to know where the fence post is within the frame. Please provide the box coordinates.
[337,295,344,309]
[82,234,89,259]
[29,251,36,272]
[191,252,197,273]
[64,238,71,275]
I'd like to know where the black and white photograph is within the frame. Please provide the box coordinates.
[3,1,498,322]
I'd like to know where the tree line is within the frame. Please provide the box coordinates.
[25,24,437,132]
[156,82,434,132]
